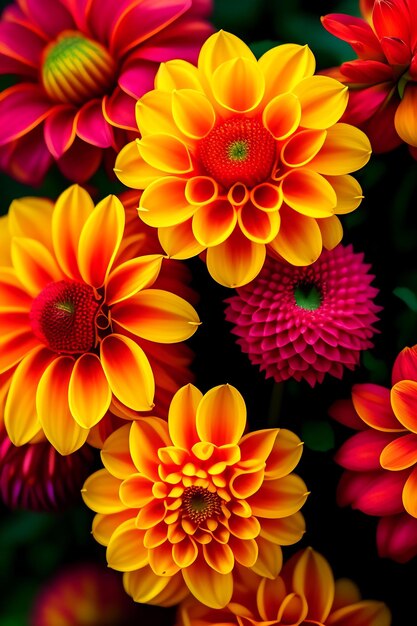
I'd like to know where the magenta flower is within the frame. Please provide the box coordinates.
[0,0,213,184]
[225,244,381,386]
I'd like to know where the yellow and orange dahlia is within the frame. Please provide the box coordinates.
[115,30,372,287]
[0,185,200,455]
[82,383,308,609]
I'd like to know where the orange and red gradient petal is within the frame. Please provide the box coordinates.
[238,202,280,244]
[129,417,171,479]
[78,194,125,288]
[36,356,89,455]
[238,429,280,467]
[380,433,417,471]
[51,185,95,281]
[100,423,138,479]
[82,468,124,514]
[249,474,308,518]
[68,353,112,429]
[107,519,148,571]
[119,473,155,508]
[183,557,234,609]
[259,43,315,100]
[395,85,417,147]
[391,380,417,433]
[268,205,322,266]
[263,92,301,140]
[352,383,404,431]
[158,220,206,259]
[403,466,417,518]
[206,227,266,288]
[100,334,155,412]
[196,384,246,446]
[0,268,32,311]
[4,346,54,445]
[105,254,164,306]
[111,288,200,343]
[124,567,188,606]
[168,383,202,449]
[260,512,306,546]
[192,200,237,247]
[0,328,39,373]
[11,238,62,297]
[140,177,197,228]
[211,57,265,113]
[281,169,337,218]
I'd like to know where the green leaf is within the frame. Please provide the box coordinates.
[393,287,417,312]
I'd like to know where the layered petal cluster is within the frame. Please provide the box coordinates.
[0,0,213,184]
[0,185,200,455]
[330,345,417,562]
[115,30,371,287]
[82,384,308,609]
[176,547,391,625]
[322,0,417,157]
[30,562,152,626]
[225,244,380,386]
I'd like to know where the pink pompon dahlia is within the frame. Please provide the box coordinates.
[0,0,213,185]
[322,0,417,158]
[225,243,381,387]
[330,345,417,562]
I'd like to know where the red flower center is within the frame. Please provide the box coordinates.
[198,117,276,188]
[41,30,116,105]
[182,486,222,525]
[30,280,100,354]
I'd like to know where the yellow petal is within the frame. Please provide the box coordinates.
[168,383,202,448]
[268,205,322,266]
[68,353,111,429]
[309,123,372,174]
[317,215,343,250]
[0,215,11,266]
[327,174,364,215]
[139,177,196,228]
[158,220,205,259]
[136,90,178,136]
[281,169,337,217]
[292,548,334,622]
[395,84,417,147]
[82,468,124,514]
[211,57,265,113]
[9,196,54,250]
[107,518,148,571]
[78,194,125,288]
[105,254,164,306]
[129,417,171,479]
[251,537,283,579]
[11,238,62,297]
[111,288,200,343]
[249,474,309,518]
[260,512,306,546]
[124,567,188,606]
[92,510,136,546]
[183,558,233,609]
[138,134,192,174]
[114,140,162,189]
[172,89,215,138]
[196,384,246,445]
[101,422,137,479]
[52,185,95,281]
[155,59,204,92]
[36,356,89,454]
[259,43,316,100]
[198,30,256,82]
[292,76,348,129]
[100,334,155,411]
[263,92,301,140]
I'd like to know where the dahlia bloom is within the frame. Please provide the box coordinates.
[115,30,371,287]
[225,244,380,387]
[30,562,151,626]
[0,0,213,184]
[0,185,200,455]
[82,383,308,609]
[330,345,417,562]
[176,547,391,626]
[322,0,417,157]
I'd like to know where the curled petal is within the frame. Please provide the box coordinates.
[263,92,301,140]
[139,177,197,227]
[192,200,237,247]
[196,384,246,445]
[238,202,280,244]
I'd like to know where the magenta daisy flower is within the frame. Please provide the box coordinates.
[224,244,381,386]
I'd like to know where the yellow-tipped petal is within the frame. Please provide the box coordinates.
[11,238,62,297]
[183,559,233,609]
[92,510,136,546]
[326,174,364,215]
[155,59,204,92]
[198,30,256,82]
[9,196,54,249]
[172,89,215,138]
[292,548,334,622]
[168,383,202,448]
[292,76,348,129]
[82,468,124,514]
[259,43,315,100]
[317,215,343,250]
[192,200,237,247]
[101,422,137,479]
[196,384,246,445]
[114,140,162,189]
[105,254,164,306]
[309,123,372,174]
[138,133,192,174]
[281,169,337,218]
[263,92,301,140]
[68,353,111,429]
[211,57,264,113]
[251,537,283,579]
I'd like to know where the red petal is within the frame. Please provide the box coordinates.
[75,100,115,148]
[321,13,384,60]
[0,84,52,145]
[336,430,396,471]
[392,345,417,384]
[43,105,77,158]
[351,383,403,431]
[56,137,102,183]
[377,513,417,563]
[103,88,137,131]
[0,126,52,186]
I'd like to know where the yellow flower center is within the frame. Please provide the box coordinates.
[198,117,276,188]
[41,30,116,105]
[182,486,222,525]
[30,280,100,354]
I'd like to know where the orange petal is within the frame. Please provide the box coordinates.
[106,254,163,306]
[172,536,198,568]
[168,383,202,449]
[394,84,417,147]
[11,238,62,297]
[250,184,282,212]
[136,499,167,530]
[139,177,197,228]
[317,215,343,250]
[111,288,200,343]
[237,201,280,244]
[230,468,265,500]
[259,43,315,100]
[228,514,261,540]
[202,541,234,574]
[138,133,192,174]
[281,129,327,168]
[263,92,301,140]
[149,543,180,577]
[0,329,38,374]
[78,194,125,288]
[292,76,348,129]
[264,428,304,479]
[92,510,136,546]
[211,57,264,113]
[81,468,124,513]
[68,353,111,429]
[185,176,219,206]
[183,558,233,608]
[119,473,155,508]
[292,547,334,622]
[124,566,187,606]
[100,423,137,478]
[238,429,279,466]
[9,196,54,249]
[228,535,258,567]
[403,466,417,518]
[100,334,155,411]
[129,417,171,479]
[36,356,89,455]
[114,140,162,189]
[333,579,361,609]
[4,346,53,445]
[251,536,283,578]
[352,383,403,431]
[268,204,322,266]
[158,220,205,259]
[206,227,266,287]
[172,89,215,138]
[52,185,95,281]
[196,384,246,446]
[326,601,391,626]
[107,518,148,571]
[281,169,337,217]
[391,380,417,433]
[249,474,308,518]
[260,512,306,545]
[192,200,237,247]
[198,31,256,82]
[380,433,417,471]
[309,123,371,174]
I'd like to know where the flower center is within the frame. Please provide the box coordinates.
[198,117,276,188]
[30,280,100,354]
[41,30,116,105]
[294,282,322,310]
[182,486,222,525]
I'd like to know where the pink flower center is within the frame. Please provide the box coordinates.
[182,486,222,525]
[30,280,100,354]
[198,117,276,188]
[41,30,116,105]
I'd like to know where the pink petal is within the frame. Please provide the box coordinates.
[118,59,158,100]
[0,126,52,186]
[351,470,410,516]
[0,84,52,146]
[352,383,403,431]
[43,105,77,158]
[110,0,191,58]
[59,0,91,31]
[56,137,102,183]
[18,0,74,37]
[328,398,368,431]
[75,100,115,148]
[336,430,397,471]
[0,53,37,78]
[377,513,417,563]
[0,21,45,69]
[392,346,417,385]
[138,19,213,63]
[103,88,137,131]
[87,0,134,44]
